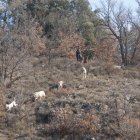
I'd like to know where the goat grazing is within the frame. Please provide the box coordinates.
[113,64,125,69]
[58,81,64,89]
[6,98,18,111]
[82,67,87,79]
[34,91,46,100]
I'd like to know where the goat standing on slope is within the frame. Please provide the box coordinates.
[58,81,64,89]
[82,67,87,79]
[6,98,18,111]
[113,65,122,69]
[34,91,46,100]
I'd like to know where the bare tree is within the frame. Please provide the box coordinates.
[123,0,140,64]
[97,0,139,65]
[0,28,30,88]
[128,13,140,63]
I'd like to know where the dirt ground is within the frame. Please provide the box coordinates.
[1,57,140,140]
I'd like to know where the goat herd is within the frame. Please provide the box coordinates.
[6,67,87,111]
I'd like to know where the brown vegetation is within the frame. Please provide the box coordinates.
[0,0,140,140]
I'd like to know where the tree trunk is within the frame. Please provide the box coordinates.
[119,43,125,65]
[48,47,51,65]
[130,47,137,63]
[124,44,128,65]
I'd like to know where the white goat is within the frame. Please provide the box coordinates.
[113,65,122,69]
[34,91,46,100]
[82,67,87,79]
[91,137,96,140]
[6,98,18,111]
[58,81,64,89]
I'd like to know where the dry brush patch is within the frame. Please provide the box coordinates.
[1,55,140,139]
[39,105,99,137]
[0,88,6,127]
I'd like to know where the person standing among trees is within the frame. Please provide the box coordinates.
[82,49,88,63]
[76,47,81,61]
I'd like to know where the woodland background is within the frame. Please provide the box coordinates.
[0,0,140,140]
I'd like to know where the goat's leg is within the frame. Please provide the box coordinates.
[85,73,86,78]
[7,107,11,111]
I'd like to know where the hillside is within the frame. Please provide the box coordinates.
[0,0,140,139]
[0,57,140,140]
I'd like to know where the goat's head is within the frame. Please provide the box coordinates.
[6,104,9,108]
[13,101,18,106]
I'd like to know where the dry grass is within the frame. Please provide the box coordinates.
[0,57,140,139]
